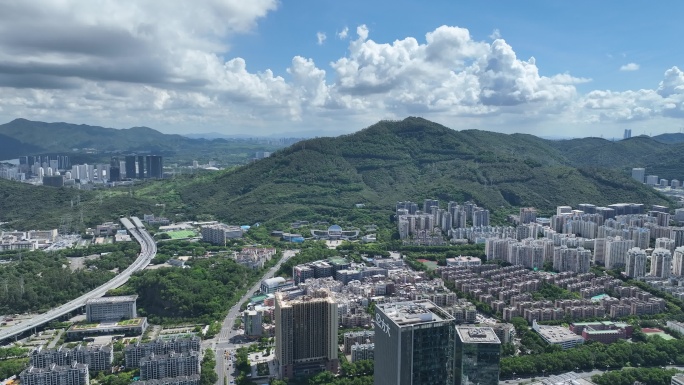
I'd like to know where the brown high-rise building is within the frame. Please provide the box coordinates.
[275,290,338,379]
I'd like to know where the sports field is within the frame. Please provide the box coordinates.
[166,230,197,239]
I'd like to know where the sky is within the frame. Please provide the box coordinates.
[1,1,684,138]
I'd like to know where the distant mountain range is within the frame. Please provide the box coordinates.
[0,119,291,163]
[0,117,679,229]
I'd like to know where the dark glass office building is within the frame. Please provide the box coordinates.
[454,327,501,385]
[109,157,121,182]
[374,300,455,385]
[147,155,163,178]
[125,156,137,179]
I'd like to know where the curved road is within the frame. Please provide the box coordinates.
[0,218,157,342]
[208,249,299,385]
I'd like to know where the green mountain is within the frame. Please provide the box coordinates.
[176,117,670,224]
[0,119,290,164]
[652,132,684,144]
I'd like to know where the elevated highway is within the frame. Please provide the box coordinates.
[0,217,156,342]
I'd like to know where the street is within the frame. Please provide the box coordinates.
[205,249,299,385]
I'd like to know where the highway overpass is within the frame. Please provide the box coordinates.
[0,217,157,342]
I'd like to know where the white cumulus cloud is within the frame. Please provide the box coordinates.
[317,32,327,45]
[620,63,640,71]
[338,27,349,40]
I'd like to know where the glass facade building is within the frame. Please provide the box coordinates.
[454,327,501,385]
[374,300,455,385]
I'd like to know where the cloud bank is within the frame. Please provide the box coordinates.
[0,1,682,137]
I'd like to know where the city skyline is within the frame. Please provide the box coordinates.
[1,1,684,138]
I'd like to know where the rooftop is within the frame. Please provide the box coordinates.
[377,300,454,327]
[536,324,585,344]
[85,295,138,304]
[456,327,501,344]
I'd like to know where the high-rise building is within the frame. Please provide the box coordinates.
[650,248,672,278]
[137,155,146,179]
[673,247,684,276]
[625,247,647,278]
[646,175,659,185]
[125,156,137,179]
[109,157,121,182]
[275,290,338,379]
[472,209,490,227]
[604,237,634,269]
[519,208,537,224]
[454,327,501,385]
[147,155,163,179]
[243,310,263,337]
[124,337,201,368]
[374,300,455,385]
[631,168,645,183]
[423,199,439,213]
[623,129,632,139]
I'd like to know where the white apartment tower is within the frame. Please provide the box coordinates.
[650,248,672,278]
[625,247,647,278]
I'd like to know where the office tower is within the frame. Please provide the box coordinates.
[624,129,632,139]
[650,248,672,278]
[275,290,338,379]
[625,248,647,278]
[374,300,455,385]
[454,327,501,385]
[243,310,263,337]
[673,247,684,276]
[472,209,490,227]
[125,156,137,178]
[631,168,645,183]
[137,155,146,179]
[519,207,537,224]
[147,155,163,178]
[109,157,121,182]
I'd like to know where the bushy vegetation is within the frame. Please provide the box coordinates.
[0,251,116,313]
[500,336,684,378]
[199,349,217,385]
[0,358,28,379]
[591,367,681,385]
[110,255,261,324]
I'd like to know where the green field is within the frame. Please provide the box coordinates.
[166,230,197,239]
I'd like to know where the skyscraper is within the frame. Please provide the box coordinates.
[374,300,455,385]
[125,156,137,179]
[109,157,121,182]
[275,290,338,379]
[147,155,163,178]
[623,129,632,139]
[454,327,501,385]
[137,155,146,179]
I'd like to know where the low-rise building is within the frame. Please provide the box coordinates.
[532,320,584,350]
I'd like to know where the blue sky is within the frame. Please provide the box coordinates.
[0,0,683,138]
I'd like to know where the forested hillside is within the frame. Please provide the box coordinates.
[178,117,670,224]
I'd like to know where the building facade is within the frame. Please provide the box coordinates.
[454,327,501,385]
[85,296,137,322]
[20,363,89,385]
[275,290,339,379]
[374,300,455,385]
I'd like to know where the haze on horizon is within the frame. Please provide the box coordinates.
[1,0,684,138]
